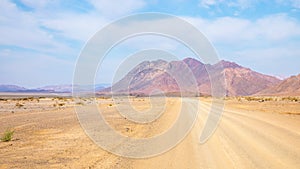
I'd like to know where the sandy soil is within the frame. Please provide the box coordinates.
[0,96,299,169]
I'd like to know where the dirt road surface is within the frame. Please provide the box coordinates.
[0,97,299,169]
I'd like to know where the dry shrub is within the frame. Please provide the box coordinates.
[1,129,14,142]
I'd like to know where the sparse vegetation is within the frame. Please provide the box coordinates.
[58,103,65,107]
[263,97,273,101]
[15,102,24,108]
[282,97,298,102]
[239,96,300,102]
[21,97,28,101]
[53,103,65,107]
[244,97,275,102]
[245,97,261,101]
[108,104,113,107]
[1,129,14,142]
[76,102,85,106]
[21,97,34,101]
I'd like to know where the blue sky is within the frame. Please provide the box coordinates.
[0,0,300,88]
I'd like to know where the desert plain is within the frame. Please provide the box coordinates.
[0,94,299,169]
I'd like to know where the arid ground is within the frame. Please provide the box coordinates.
[0,94,299,169]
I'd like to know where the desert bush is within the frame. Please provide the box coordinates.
[245,97,260,101]
[245,97,251,101]
[58,103,65,107]
[58,97,68,102]
[262,97,273,102]
[1,129,14,142]
[282,97,298,102]
[76,102,84,106]
[15,102,24,108]
[244,97,275,102]
[21,98,29,101]
[108,104,113,107]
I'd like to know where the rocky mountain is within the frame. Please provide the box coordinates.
[219,61,281,96]
[256,74,300,96]
[101,58,282,96]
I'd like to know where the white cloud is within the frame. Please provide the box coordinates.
[230,0,254,9]
[199,0,253,9]
[0,0,148,86]
[41,13,108,42]
[199,0,218,8]
[256,14,300,40]
[200,0,300,10]
[290,0,300,8]
[184,14,300,44]
[0,0,75,55]
[276,0,300,9]
[0,0,147,51]
[88,0,146,18]
[19,0,59,10]
[40,0,146,41]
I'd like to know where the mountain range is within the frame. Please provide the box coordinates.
[1,58,299,96]
[256,74,300,96]
[0,84,109,93]
[100,58,299,96]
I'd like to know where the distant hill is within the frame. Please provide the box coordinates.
[37,85,73,93]
[101,58,282,96]
[0,85,27,92]
[38,84,109,93]
[0,84,110,93]
[255,74,300,96]
[217,60,281,96]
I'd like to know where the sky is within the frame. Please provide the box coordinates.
[0,0,300,88]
